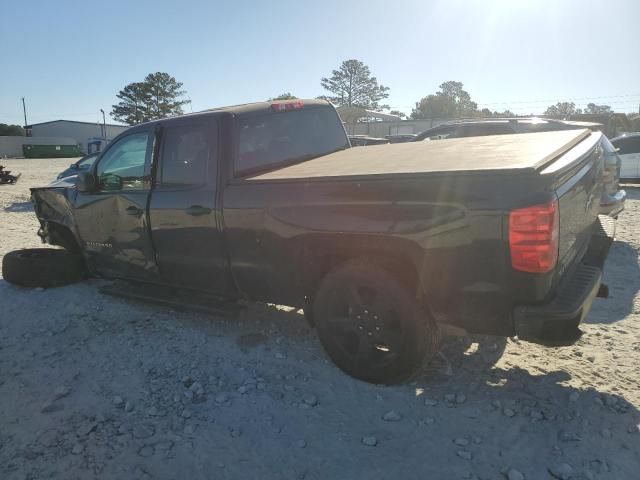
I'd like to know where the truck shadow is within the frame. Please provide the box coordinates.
[587,239,639,324]
[409,363,639,477]
[3,201,33,212]
[423,334,508,380]
[252,304,509,369]
[1,280,637,479]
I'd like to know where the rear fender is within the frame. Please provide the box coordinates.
[299,232,424,297]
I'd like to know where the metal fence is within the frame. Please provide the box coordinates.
[343,118,456,138]
[343,113,635,139]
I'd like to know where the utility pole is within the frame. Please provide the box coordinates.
[22,97,28,127]
[100,109,106,140]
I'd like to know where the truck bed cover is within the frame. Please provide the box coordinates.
[250,129,591,181]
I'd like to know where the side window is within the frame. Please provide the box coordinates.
[159,124,210,188]
[96,132,150,191]
[613,137,640,155]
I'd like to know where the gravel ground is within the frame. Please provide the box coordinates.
[0,158,639,480]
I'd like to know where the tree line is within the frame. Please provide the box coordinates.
[109,60,625,126]
[0,124,25,136]
[111,72,191,125]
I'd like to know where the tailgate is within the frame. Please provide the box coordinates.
[541,131,603,285]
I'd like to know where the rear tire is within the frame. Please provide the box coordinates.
[313,258,438,384]
[2,248,85,288]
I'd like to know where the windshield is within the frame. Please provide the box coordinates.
[235,107,349,176]
[78,152,99,167]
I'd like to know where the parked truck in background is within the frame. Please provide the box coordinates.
[4,99,614,384]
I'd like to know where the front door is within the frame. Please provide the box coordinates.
[148,117,235,295]
[74,129,158,280]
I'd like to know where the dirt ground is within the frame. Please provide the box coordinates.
[0,158,638,480]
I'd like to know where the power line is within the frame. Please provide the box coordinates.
[3,94,638,119]
[476,93,640,106]
[478,99,640,107]
[0,112,102,118]
[387,101,640,113]
[387,93,640,110]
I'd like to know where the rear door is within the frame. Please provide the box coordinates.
[74,129,157,280]
[148,117,235,294]
[612,136,640,178]
[223,104,350,304]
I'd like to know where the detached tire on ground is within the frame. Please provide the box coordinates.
[2,248,85,288]
[313,258,439,384]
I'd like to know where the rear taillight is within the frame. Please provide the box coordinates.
[602,162,618,185]
[509,200,559,273]
[270,101,304,112]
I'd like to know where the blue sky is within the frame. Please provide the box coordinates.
[2,0,639,125]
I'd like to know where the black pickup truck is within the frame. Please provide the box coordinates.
[5,99,614,384]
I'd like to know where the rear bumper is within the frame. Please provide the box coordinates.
[513,215,615,346]
[599,189,626,217]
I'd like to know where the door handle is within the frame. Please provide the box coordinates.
[185,205,212,216]
[125,206,144,216]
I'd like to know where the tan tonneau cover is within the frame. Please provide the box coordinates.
[250,129,591,181]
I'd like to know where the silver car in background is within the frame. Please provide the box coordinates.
[599,135,626,217]
[611,132,640,179]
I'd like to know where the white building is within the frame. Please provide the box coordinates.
[26,120,129,154]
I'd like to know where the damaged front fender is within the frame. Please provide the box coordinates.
[31,178,81,251]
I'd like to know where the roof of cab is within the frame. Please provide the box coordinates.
[202,98,330,116]
[124,99,333,132]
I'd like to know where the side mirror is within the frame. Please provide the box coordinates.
[101,174,122,191]
[70,163,78,169]
[77,171,98,193]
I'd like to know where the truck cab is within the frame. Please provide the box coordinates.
[55,100,348,295]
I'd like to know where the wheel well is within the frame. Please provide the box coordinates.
[305,252,421,301]
[46,222,82,254]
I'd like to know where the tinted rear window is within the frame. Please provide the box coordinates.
[235,107,348,176]
[159,123,209,188]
